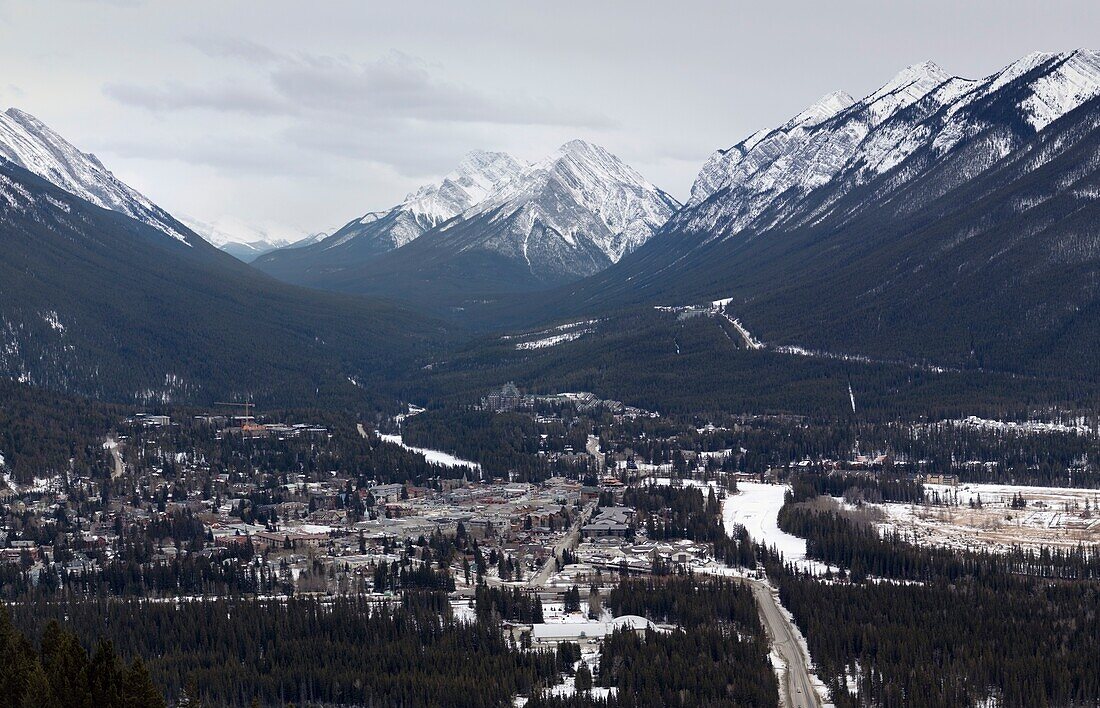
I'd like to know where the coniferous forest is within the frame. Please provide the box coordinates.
[771,484,1100,707]
[3,580,783,708]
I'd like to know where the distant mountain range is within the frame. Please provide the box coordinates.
[254,141,679,302]
[3,49,1100,410]
[218,233,326,262]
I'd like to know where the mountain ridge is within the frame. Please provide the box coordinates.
[254,140,678,302]
[0,107,198,246]
[494,50,1100,381]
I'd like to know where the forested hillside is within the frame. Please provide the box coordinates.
[0,161,440,408]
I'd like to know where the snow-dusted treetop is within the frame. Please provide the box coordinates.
[0,108,192,245]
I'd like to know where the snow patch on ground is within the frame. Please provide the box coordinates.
[950,415,1094,436]
[873,482,1100,552]
[377,433,481,470]
[723,482,832,575]
[516,330,590,350]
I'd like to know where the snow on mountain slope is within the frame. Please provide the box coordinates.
[0,108,192,245]
[689,90,855,206]
[1021,49,1100,130]
[257,142,677,291]
[448,139,679,266]
[323,150,528,252]
[676,50,1100,242]
[681,62,952,237]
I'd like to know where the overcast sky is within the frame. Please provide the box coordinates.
[1,1,1097,244]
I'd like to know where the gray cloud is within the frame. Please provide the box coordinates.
[101,132,331,177]
[10,0,1097,245]
[269,51,614,128]
[185,36,281,64]
[101,45,616,182]
[103,80,289,115]
[105,48,614,127]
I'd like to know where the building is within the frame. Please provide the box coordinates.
[370,484,405,503]
[530,615,658,643]
[484,382,524,412]
[581,507,634,538]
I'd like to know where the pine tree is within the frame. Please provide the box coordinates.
[574,664,593,692]
[122,658,165,708]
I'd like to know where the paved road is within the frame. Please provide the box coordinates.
[107,438,124,480]
[586,435,603,471]
[529,501,596,588]
[745,578,821,708]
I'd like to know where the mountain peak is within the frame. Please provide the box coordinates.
[540,139,649,191]
[895,60,949,85]
[791,90,856,127]
[0,107,192,245]
[870,60,952,103]
[456,149,520,174]
[555,138,606,157]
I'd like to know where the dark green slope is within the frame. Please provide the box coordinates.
[256,206,605,314]
[515,96,1100,381]
[0,161,440,406]
[411,307,1095,421]
[253,209,411,284]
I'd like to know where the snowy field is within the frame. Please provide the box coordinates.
[874,482,1100,552]
[377,434,481,470]
[723,482,831,574]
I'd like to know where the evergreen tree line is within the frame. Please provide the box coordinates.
[475,585,545,623]
[789,472,924,504]
[605,576,760,630]
[619,486,723,544]
[770,492,1100,706]
[401,408,556,481]
[8,594,566,707]
[775,562,1100,707]
[0,606,163,707]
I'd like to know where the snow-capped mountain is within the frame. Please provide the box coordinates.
[324,151,525,253]
[546,49,1100,379]
[255,141,677,297]
[675,49,1100,240]
[0,107,196,246]
[448,139,680,269]
[255,150,527,278]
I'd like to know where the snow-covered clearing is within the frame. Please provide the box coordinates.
[873,482,1100,552]
[504,319,600,350]
[377,434,481,470]
[723,482,832,574]
[949,415,1094,436]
